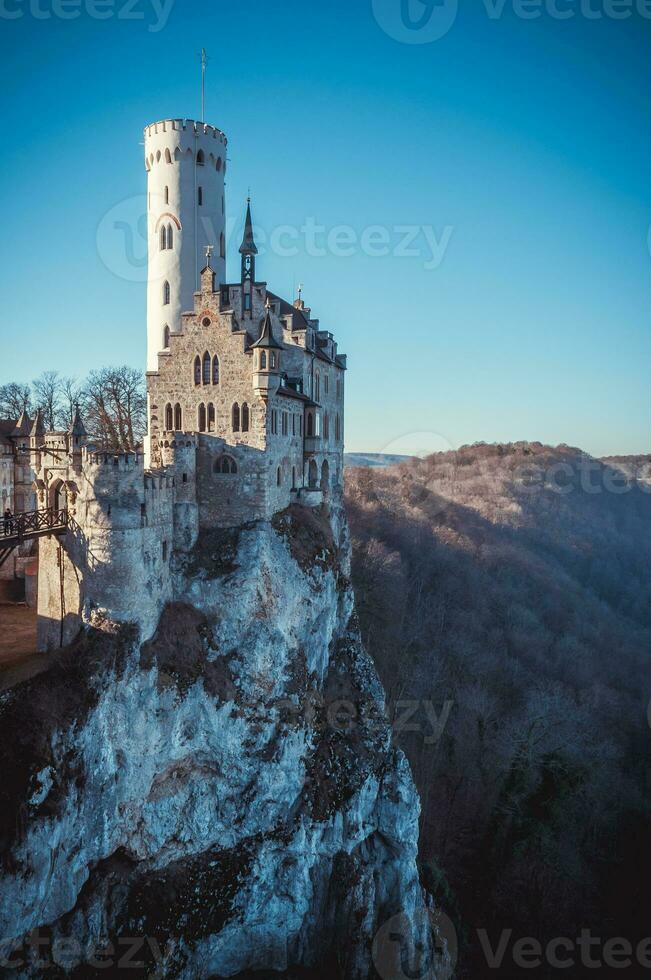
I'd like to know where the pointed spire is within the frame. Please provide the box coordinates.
[11,410,32,438]
[69,403,86,438]
[239,198,258,255]
[30,409,45,439]
[251,299,283,350]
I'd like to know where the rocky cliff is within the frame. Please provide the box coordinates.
[0,500,441,979]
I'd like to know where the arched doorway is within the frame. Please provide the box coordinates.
[53,480,67,515]
[308,459,318,489]
[320,459,330,491]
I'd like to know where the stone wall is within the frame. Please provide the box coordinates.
[37,452,175,653]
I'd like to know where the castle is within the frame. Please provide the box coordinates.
[1,117,346,651]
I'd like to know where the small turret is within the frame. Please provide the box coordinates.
[69,404,88,459]
[12,411,32,439]
[30,409,45,444]
[252,300,283,396]
[240,198,258,318]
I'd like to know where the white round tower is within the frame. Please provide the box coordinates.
[144,118,227,372]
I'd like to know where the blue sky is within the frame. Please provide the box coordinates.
[0,0,649,456]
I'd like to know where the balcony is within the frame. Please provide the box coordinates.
[304,436,321,454]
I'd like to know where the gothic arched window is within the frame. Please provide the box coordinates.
[163,281,170,305]
[163,324,170,348]
[324,413,329,439]
[160,226,167,251]
[197,149,205,165]
[212,356,220,385]
[194,355,201,386]
[198,404,206,433]
[270,352,277,370]
[335,414,341,441]
[315,371,321,401]
[164,186,169,204]
[232,403,240,432]
[208,403,215,432]
[260,351,267,369]
[213,455,237,474]
[202,352,211,385]
[165,404,173,430]
[167,223,173,249]
[174,404,182,430]
[241,402,249,432]
[165,148,171,164]
[216,156,222,171]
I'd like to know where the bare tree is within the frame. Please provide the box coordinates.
[59,376,83,430]
[82,366,146,451]
[0,382,32,420]
[32,371,64,430]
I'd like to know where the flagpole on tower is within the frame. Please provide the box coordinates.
[200,48,208,123]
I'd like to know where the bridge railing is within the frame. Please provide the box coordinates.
[1,508,69,542]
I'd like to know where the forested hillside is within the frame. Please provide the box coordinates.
[346,443,651,978]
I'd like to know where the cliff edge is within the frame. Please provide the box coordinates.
[0,501,443,979]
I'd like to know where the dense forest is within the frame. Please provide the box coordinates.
[346,443,651,978]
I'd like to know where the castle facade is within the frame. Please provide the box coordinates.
[5,116,346,650]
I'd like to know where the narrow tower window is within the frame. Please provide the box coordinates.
[241,403,249,432]
[220,232,225,259]
[197,149,205,165]
[167,223,173,249]
[163,324,170,348]
[198,186,203,206]
[165,404,173,430]
[212,355,220,384]
[164,186,169,204]
[198,404,206,432]
[163,281,170,305]
[232,403,240,432]
[160,226,167,251]
[208,403,215,432]
[174,404,182,430]
[260,351,267,369]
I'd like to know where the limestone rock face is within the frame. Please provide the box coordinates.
[0,501,441,978]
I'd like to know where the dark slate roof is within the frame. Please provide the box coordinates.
[266,291,311,332]
[69,405,87,437]
[239,200,258,255]
[12,411,32,437]
[251,308,283,351]
[30,410,45,438]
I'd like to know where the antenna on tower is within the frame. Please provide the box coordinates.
[199,48,209,122]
